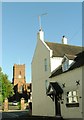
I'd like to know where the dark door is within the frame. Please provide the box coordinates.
[55,95,61,116]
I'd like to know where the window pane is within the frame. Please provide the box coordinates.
[73,91,77,96]
[45,65,47,71]
[73,97,78,103]
[44,58,47,71]
[69,97,72,103]
[62,59,69,71]
[45,80,49,90]
[67,91,78,104]
[68,91,72,96]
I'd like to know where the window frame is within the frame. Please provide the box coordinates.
[66,90,79,107]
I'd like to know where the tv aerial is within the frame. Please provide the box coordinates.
[38,13,48,30]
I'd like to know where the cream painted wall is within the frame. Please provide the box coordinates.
[50,67,83,119]
[32,39,55,116]
[31,30,83,118]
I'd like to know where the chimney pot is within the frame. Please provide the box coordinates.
[62,35,67,44]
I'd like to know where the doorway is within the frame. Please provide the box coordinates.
[55,95,61,116]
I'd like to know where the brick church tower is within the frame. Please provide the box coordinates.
[12,64,26,93]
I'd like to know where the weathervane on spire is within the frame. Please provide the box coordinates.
[38,13,47,30]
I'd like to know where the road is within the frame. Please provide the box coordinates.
[0,110,31,120]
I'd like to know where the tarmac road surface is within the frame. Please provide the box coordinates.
[0,110,30,119]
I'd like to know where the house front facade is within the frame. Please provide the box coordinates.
[31,28,83,119]
[49,60,84,119]
[32,29,54,116]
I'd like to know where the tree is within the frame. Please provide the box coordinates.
[0,67,14,102]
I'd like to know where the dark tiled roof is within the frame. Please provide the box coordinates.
[45,42,83,57]
[47,82,63,96]
[69,51,84,70]
[62,54,76,63]
[50,82,63,95]
[64,54,76,60]
[49,65,63,78]
[50,65,62,78]
[50,51,84,78]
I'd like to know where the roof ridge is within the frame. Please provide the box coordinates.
[45,41,82,48]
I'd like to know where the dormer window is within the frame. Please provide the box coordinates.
[62,58,69,72]
[62,54,76,72]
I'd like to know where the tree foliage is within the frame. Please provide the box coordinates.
[0,67,14,102]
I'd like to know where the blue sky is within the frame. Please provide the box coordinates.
[2,2,82,83]
[0,2,2,69]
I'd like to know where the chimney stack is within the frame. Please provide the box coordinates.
[62,36,67,44]
[37,28,44,41]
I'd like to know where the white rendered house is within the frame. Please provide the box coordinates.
[31,28,83,118]
[48,51,84,119]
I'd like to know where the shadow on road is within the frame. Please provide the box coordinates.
[1,110,31,120]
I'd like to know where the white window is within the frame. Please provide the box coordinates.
[67,91,78,104]
[44,58,48,71]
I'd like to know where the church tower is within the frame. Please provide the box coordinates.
[13,64,26,93]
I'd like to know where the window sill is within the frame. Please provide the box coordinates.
[66,103,79,107]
